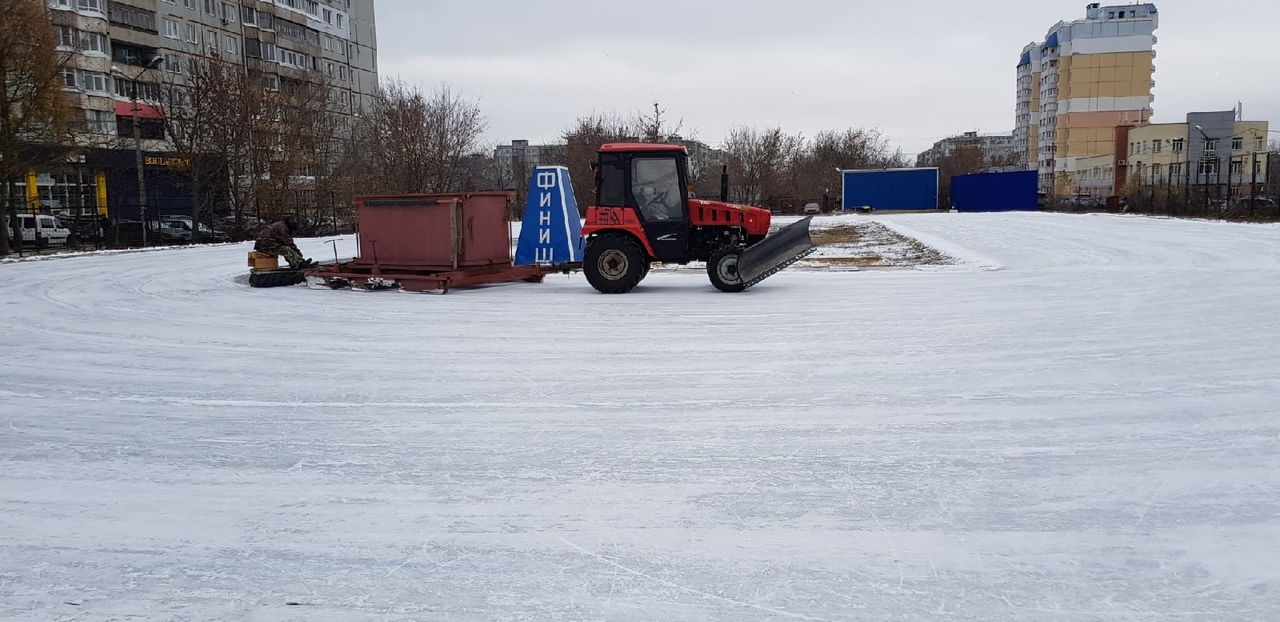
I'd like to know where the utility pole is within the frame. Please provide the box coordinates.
[112,57,164,246]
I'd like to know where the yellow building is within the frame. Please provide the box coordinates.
[1126,114,1270,199]
[1018,3,1159,195]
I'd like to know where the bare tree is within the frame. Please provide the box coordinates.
[0,0,74,255]
[721,125,803,207]
[354,80,487,195]
[634,100,681,143]
[161,52,265,242]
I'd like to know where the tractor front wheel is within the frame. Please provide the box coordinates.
[584,235,645,294]
[707,246,747,292]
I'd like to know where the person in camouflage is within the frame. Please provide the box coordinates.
[254,217,313,268]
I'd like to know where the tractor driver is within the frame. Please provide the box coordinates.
[255,217,316,269]
[636,186,672,221]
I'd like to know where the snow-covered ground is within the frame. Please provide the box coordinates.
[3,212,1279,621]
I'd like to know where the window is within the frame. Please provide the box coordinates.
[631,157,683,222]
[1172,138,1184,153]
[56,26,75,48]
[80,70,109,93]
[84,32,107,54]
[241,5,255,25]
[1152,140,1162,153]
[49,0,73,9]
[203,0,214,14]
[224,34,237,55]
[182,0,194,8]
[59,66,77,88]
[1256,160,1264,175]
[1198,160,1219,176]
[1152,163,1161,178]
[1170,163,1183,178]
[1232,137,1243,151]
[1203,139,1217,154]
[85,109,116,134]
[77,0,105,13]
[115,78,160,101]
[162,18,180,39]
[220,2,236,23]
[116,115,165,139]
[185,24,199,43]
[108,1,157,32]
[279,48,309,68]
[1229,160,1243,175]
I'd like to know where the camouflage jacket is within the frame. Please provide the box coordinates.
[255,221,296,251]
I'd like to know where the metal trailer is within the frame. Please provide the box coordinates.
[308,193,550,293]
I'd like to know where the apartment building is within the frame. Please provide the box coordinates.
[1016,2,1158,194]
[916,132,1019,169]
[1013,43,1040,169]
[32,0,378,222]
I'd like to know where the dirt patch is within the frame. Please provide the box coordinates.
[788,220,957,269]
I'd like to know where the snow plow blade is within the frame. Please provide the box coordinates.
[735,216,817,287]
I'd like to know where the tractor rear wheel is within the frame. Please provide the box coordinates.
[584,235,645,294]
[707,246,747,292]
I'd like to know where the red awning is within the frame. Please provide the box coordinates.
[113,100,165,120]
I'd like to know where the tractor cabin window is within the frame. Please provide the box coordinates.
[597,153,626,207]
[631,157,683,222]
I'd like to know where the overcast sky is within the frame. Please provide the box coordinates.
[372,0,1279,158]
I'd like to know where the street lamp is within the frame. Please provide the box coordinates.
[111,56,164,246]
[1193,125,1215,211]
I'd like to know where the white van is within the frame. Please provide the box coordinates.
[5,213,71,246]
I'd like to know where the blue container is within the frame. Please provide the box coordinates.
[841,168,939,211]
[951,171,1038,212]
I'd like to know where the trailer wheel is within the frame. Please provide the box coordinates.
[249,269,306,288]
[707,246,747,292]
[584,235,645,294]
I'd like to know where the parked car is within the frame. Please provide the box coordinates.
[4,213,71,247]
[158,215,228,242]
[803,202,822,214]
[1232,197,1277,210]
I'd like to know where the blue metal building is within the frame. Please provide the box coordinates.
[840,168,939,211]
[950,171,1039,212]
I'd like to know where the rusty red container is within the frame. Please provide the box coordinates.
[353,193,511,269]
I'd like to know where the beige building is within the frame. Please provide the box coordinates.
[1017,3,1158,195]
[1126,114,1269,198]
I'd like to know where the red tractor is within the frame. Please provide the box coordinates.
[581,143,815,293]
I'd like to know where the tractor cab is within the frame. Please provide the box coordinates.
[594,143,691,262]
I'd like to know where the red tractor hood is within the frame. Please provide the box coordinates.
[688,199,772,236]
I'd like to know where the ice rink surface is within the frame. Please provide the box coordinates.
[3,212,1279,620]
